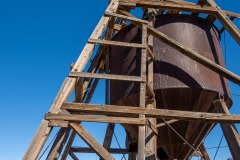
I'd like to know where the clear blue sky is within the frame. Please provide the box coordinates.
[0,0,239,159]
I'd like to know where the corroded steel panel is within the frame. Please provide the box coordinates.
[109,14,232,159]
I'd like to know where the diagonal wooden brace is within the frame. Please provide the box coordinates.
[213,99,240,160]
[70,123,115,160]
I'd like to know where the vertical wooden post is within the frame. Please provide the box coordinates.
[199,143,210,160]
[46,128,70,160]
[213,99,240,160]
[138,24,147,160]
[128,153,136,160]
[100,52,115,160]
[145,6,157,160]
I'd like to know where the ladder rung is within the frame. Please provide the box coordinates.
[88,38,147,49]
[69,72,146,82]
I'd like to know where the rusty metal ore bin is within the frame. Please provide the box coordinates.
[109,14,232,159]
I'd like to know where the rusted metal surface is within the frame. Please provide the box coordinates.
[109,14,232,159]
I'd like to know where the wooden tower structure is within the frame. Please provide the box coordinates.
[24,0,240,159]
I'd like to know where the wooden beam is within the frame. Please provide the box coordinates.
[70,123,115,160]
[192,0,207,17]
[48,120,69,128]
[138,24,147,160]
[69,152,79,160]
[105,11,148,24]
[220,17,236,34]
[61,131,77,160]
[128,153,136,160]
[45,113,146,125]
[119,0,240,18]
[118,10,240,86]
[214,99,240,160]
[145,9,157,159]
[46,128,70,160]
[103,124,115,150]
[70,147,130,154]
[69,72,145,82]
[61,103,240,123]
[156,119,179,128]
[88,38,148,48]
[84,71,103,103]
[23,1,119,159]
[198,143,210,160]
[206,0,240,45]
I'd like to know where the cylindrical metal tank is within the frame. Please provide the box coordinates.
[109,14,232,159]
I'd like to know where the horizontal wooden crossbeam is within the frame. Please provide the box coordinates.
[88,38,148,48]
[119,0,240,18]
[69,72,145,82]
[45,113,146,125]
[105,11,148,24]
[61,103,240,123]
[70,147,130,154]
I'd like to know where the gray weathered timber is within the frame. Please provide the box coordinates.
[70,147,130,154]
[207,0,240,45]
[61,103,240,123]
[69,72,146,82]
[88,38,148,48]
[138,24,147,160]
[45,113,146,125]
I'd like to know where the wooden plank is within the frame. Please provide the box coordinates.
[192,0,207,17]
[214,99,240,160]
[146,47,155,61]
[88,38,148,48]
[69,72,145,82]
[206,14,216,23]
[84,75,101,103]
[146,84,154,97]
[103,124,115,150]
[61,103,240,123]
[23,1,119,159]
[191,151,202,157]
[146,119,158,135]
[145,8,157,159]
[70,123,115,160]
[119,0,240,18]
[206,0,240,45]
[138,24,147,160]
[48,120,69,128]
[61,131,77,160]
[45,113,146,125]
[105,11,148,24]
[46,128,70,160]
[156,119,179,128]
[70,147,129,154]
[219,17,236,34]
[118,11,240,86]
[198,143,210,160]
[128,153,136,160]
